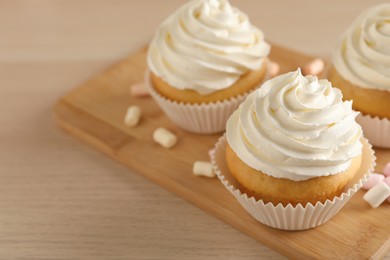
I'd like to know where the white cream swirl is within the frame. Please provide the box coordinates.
[226,69,363,181]
[147,0,270,95]
[333,4,390,91]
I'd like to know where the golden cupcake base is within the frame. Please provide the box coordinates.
[145,70,250,134]
[150,59,268,104]
[225,143,362,207]
[327,66,390,120]
[212,135,375,230]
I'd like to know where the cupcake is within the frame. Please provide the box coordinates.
[328,4,390,148]
[212,69,375,230]
[146,0,270,134]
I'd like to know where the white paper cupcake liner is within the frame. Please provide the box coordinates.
[145,70,256,134]
[357,113,390,148]
[211,135,375,231]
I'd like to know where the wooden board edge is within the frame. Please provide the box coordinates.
[373,237,390,260]
[53,98,314,259]
[52,43,389,258]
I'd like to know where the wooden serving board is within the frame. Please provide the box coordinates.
[54,44,390,259]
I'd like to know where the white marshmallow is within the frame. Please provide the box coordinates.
[384,176,390,187]
[193,161,215,178]
[124,105,141,127]
[363,182,390,208]
[384,177,390,203]
[153,128,177,148]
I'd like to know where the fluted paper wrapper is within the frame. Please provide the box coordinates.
[211,136,375,231]
[357,113,390,148]
[145,71,252,134]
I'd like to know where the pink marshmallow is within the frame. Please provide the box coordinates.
[208,149,215,161]
[269,61,280,78]
[362,173,385,190]
[302,58,325,76]
[383,162,390,177]
[130,82,150,98]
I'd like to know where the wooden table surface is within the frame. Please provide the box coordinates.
[1,1,389,259]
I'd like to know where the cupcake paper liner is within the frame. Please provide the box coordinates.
[357,113,390,149]
[211,135,375,231]
[145,70,262,134]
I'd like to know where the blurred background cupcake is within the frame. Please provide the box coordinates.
[328,4,390,148]
[213,69,375,230]
[146,0,270,134]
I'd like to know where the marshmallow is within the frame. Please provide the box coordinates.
[362,173,385,190]
[153,128,177,149]
[363,182,390,208]
[130,82,150,98]
[208,149,215,161]
[193,161,216,178]
[384,176,390,186]
[386,177,390,203]
[269,60,280,78]
[302,58,325,76]
[124,105,141,127]
[383,162,390,177]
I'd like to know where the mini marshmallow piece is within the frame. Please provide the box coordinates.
[124,105,141,127]
[208,149,215,160]
[363,182,390,208]
[193,161,216,178]
[269,60,280,78]
[385,177,390,203]
[153,127,177,149]
[302,58,325,76]
[130,82,150,98]
[386,178,390,203]
[362,173,385,190]
[386,176,390,203]
[384,176,390,187]
[383,162,390,177]
[379,177,390,203]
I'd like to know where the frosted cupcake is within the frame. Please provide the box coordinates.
[212,69,375,230]
[328,4,390,148]
[146,0,270,134]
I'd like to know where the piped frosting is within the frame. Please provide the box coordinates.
[147,0,270,95]
[333,4,390,92]
[226,69,362,181]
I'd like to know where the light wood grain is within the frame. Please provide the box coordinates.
[1,0,390,259]
[54,45,390,259]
